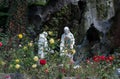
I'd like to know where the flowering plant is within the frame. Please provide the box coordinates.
[0,31,119,79]
[39,59,47,65]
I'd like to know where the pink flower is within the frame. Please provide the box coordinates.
[0,42,3,47]
[86,59,90,63]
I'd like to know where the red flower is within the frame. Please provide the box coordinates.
[100,56,106,61]
[108,56,114,61]
[93,56,100,62]
[39,59,46,65]
[105,57,110,62]
[105,56,114,62]
[0,42,3,47]
[93,55,106,62]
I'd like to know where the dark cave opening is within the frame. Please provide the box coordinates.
[86,23,100,44]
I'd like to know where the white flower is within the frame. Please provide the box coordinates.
[32,64,37,68]
[33,56,39,61]
[19,44,22,47]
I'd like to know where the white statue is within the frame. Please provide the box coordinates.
[38,31,48,58]
[60,26,75,58]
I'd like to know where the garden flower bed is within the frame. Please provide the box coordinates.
[0,33,120,79]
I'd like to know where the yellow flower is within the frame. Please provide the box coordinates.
[33,56,39,61]
[71,49,76,54]
[9,64,13,68]
[1,61,5,65]
[18,34,23,39]
[49,38,55,44]
[23,46,27,50]
[15,64,20,69]
[32,64,37,68]
[15,59,20,63]
[28,42,33,47]
[48,31,53,36]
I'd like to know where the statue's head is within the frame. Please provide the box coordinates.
[43,31,48,37]
[64,26,70,34]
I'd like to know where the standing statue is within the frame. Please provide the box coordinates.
[38,31,48,58]
[60,26,75,58]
